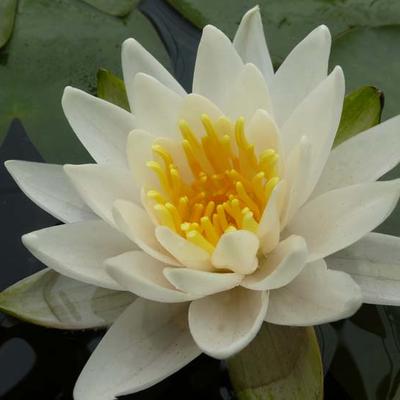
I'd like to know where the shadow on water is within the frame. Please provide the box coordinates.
[1,0,399,398]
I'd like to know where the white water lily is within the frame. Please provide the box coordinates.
[5,5,400,399]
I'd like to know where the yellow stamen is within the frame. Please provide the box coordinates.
[147,115,280,245]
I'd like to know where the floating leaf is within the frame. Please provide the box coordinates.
[0,0,169,164]
[97,68,130,111]
[0,0,17,49]
[0,269,136,329]
[227,323,323,400]
[334,86,383,147]
[81,0,139,17]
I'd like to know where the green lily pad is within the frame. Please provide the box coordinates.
[167,1,400,119]
[0,0,169,164]
[0,0,17,49]
[334,86,383,147]
[81,0,139,17]
[227,323,323,400]
[0,268,136,329]
[97,68,130,111]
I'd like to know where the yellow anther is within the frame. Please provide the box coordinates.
[153,204,175,231]
[204,201,215,218]
[146,161,170,194]
[200,216,219,245]
[152,144,173,167]
[147,190,166,204]
[265,177,280,201]
[236,181,260,219]
[252,171,266,205]
[165,202,182,232]
[242,211,259,233]
[178,196,189,220]
[186,230,215,254]
[190,203,204,222]
[216,204,228,230]
[225,226,237,233]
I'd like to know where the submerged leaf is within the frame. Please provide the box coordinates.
[227,323,323,400]
[81,0,139,17]
[0,0,17,49]
[0,269,136,329]
[97,68,130,111]
[334,86,383,147]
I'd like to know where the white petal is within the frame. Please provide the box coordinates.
[327,233,400,306]
[211,230,259,274]
[189,287,268,359]
[22,221,133,290]
[133,73,183,139]
[287,180,400,261]
[242,235,308,290]
[266,259,362,326]
[74,299,200,400]
[193,25,243,110]
[282,66,345,200]
[233,6,274,85]
[5,160,95,223]
[280,136,312,227]
[126,129,159,190]
[164,268,243,297]
[113,199,180,265]
[247,109,280,157]
[64,164,140,227]
[224,63,272,121]
[313,115,400,197]
[105,251,196,303]
[62,87,136,167]
[258,181,283,254]
[122,38,185,110]
[155,226,212,271]
[271,25,331,127]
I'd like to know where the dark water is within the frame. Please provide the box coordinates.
[1,0,400,399]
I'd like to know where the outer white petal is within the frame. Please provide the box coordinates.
[281,136,312,227]
[22,221,134,290]
[313,115,400,197]
[5,160,95,223]
[193,25,243,110]
[62,87,136,167]
[258,182,283,254]
[287,180,400,261]
[164,268,243,297]
[211,230,259,274]
[64,164,140,227]
[122,38,186,110]
[224,63,272,121]
[133,73,183,139]
[233,6,274,85]
[113,199,180,266]
[242,235,308,290]
[74,299,200,400]
[155,226,213,271]
[266,259,362,326]
[189,287,268,359]
[281,66,345,200]
[327,233,400,306]
[271,25,331,127]
[106,251,197,303]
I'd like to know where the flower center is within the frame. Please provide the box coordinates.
[146,114,279,253]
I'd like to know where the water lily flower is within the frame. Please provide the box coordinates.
[5,5,400,399]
